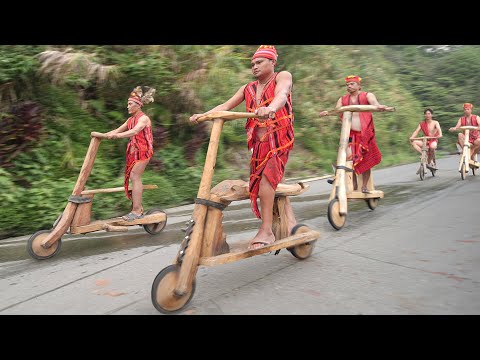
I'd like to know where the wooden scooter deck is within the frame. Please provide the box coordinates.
[70,212,166,234]
[468,160,480,168]
[347,190,384,199]
[198,229,320,266]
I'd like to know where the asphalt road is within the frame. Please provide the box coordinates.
[1,154,479,314]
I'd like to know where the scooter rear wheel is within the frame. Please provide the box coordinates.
[143,208,167,235]
[287,224,317,260]
[366,198,379,210]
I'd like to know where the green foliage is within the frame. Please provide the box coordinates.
[117,50,177,98]
[154,144,203,203]
[0,45,45,84]
[0,175,74,238]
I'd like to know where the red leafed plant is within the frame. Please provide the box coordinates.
[0,101,43,168]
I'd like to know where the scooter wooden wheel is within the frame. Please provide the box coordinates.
[143,209,167,235]
[151,264,196,314]
[366,198,379,210]
[327,199,346,230]
[27,230,62,260]
[287,224,316,260]
[419,165,425,180]
[460,163,466,180]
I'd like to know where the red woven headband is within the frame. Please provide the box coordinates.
[345,75,362,84]
[252,45,278,61]
[128,95,143,107]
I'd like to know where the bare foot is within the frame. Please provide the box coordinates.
[248,229,275,250]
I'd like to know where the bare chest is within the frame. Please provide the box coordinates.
[349,96,359,105]
[256,85,266,105]
[426,122,436,134]
[464,116,474,125]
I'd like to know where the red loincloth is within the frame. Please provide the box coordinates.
[249,139,290,218]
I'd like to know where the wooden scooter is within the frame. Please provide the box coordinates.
[410,136,439,180]
[27,132,167,260]
[150,111,320,314]
[452,126,479,180]
[320,105,395,230]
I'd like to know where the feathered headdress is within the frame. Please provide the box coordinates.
[128,86,156,107]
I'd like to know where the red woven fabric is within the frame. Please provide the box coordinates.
[249,143,290,218]
[243,72,294,218]
[341,92,381,175]
[251,45,278,61]
[124,111,153,199]
[460,115,480,143]
[420,121,440,147]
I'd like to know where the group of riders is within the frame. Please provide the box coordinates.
[98,45,480,250]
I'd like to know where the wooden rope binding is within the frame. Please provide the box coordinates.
[68,195,93,204]
[333,165,353,172]
[194,197,227,211]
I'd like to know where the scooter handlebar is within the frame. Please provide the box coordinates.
[320,105,395,116]
[410,136,439,141]
[195,111,257,123]
[91,131,109,139]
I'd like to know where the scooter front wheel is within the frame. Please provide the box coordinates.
[27,230,62,260]
[419,164,425,180]
[327,199,346,230]
[460,163,466,180]
[151,264,196,314]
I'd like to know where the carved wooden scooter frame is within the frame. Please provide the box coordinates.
[321,105,395,230]
[410,136,439,180]
[27,132,167,260]
[452,126,479,180]
[150,111,321,314]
